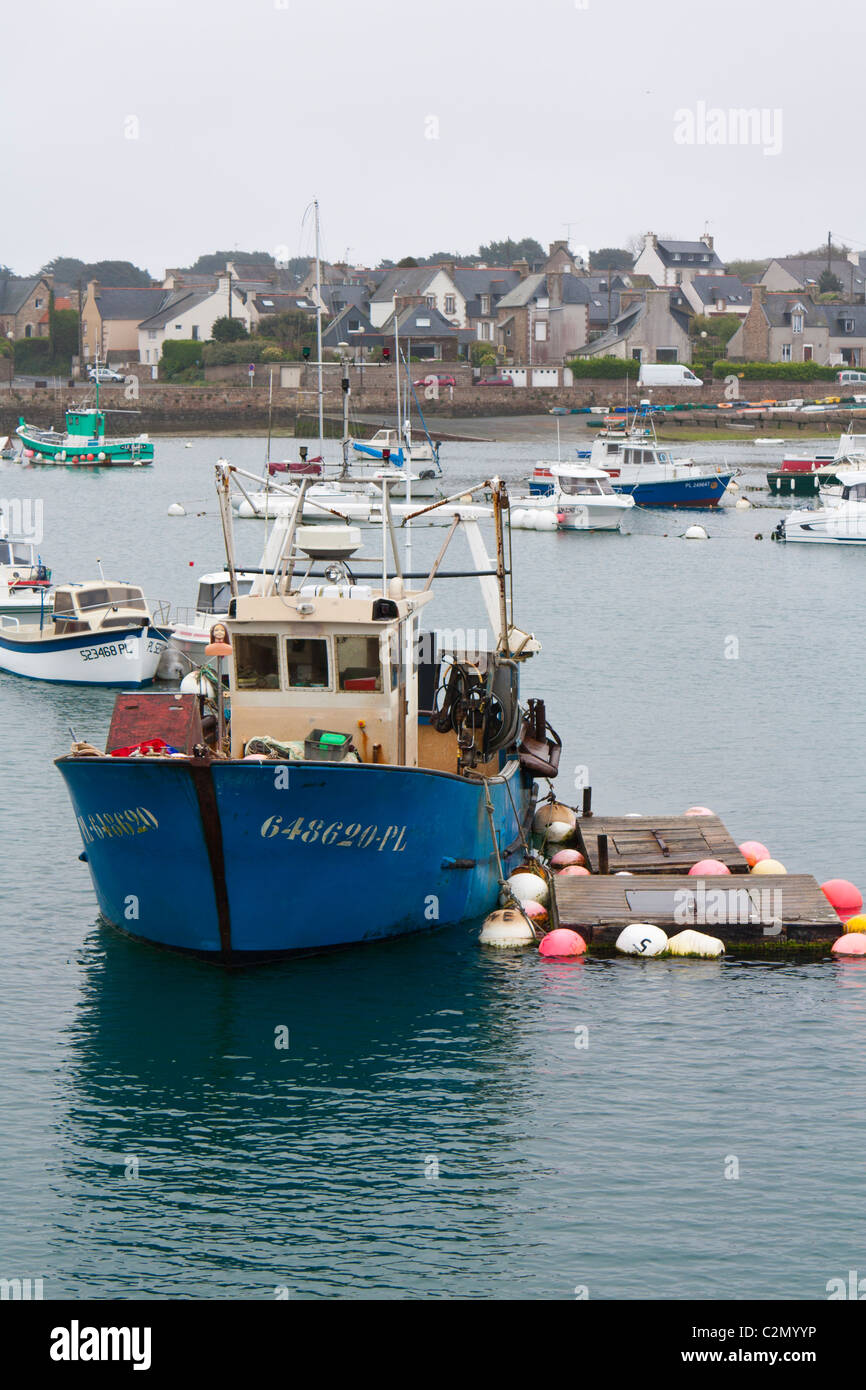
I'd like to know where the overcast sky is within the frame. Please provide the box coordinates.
[4,0,864,276]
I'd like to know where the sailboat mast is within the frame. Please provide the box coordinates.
[314,198,324,457]
[393,295,402,453]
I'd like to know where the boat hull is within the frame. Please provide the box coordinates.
[780,508,866,544]
[613,473,733,507]
[0,624,166,685]
[16,424,153,466]
[55,756,535,959]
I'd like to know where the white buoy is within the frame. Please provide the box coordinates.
[511,509,528,529]
[533,802,577,837]
[683,525,709,540]
[167,502,186,517]
[502,871,548,906]
[615,923,669,956]
[97,452,106,461]
[614,871,634,876]
[180,670,214,697]
[667,929,725,958]
[185,442,194,448]
[726,478,740,491]
[479,908,536,948]
[735,497,752,510]
[535,510,558,531]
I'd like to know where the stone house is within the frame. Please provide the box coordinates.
[575,288,694,363]
[760,255,866,300]
[0,275,54,339]
[452,266,522,342]
[726,288,830,363]
[494,272,591,365]
[368,265,466,330]
[633,233,724,287]
[681,274,751,318]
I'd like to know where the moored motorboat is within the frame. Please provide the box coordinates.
[767,430,866,496]
[0,580,166,683]
[774,470,866,544]
[55,469,560,960]
[589,425,734,507]
[0,533,53,620]
[512,463,634,531]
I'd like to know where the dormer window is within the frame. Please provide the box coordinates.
[792,313,804,334]
[701,255,709,262]
[844,318,855,333]
[481,295,490,314]
[673,253,681,262]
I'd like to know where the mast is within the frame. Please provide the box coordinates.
[314,198,324,458]
[393,295,402,460]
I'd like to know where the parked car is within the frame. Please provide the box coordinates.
[87,365,126,383]
[837,370,866,384]
[412,374,455,387]
[478,375,514,386]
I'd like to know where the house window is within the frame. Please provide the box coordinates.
[481,322,492,340]
[191,326,199,340]
[631,348,643,361]
[534,321,548,341]
[844,318,855,333]
[148,330,157,340]
[701,255,709,263]
[481,295,490,315]
[444,295,455,314]
[657,348,677,362]
[781,344,792,361]
[175,323,183,331]
[425,296,435,309]
[24,324,32,338]
[416,317,431,327]
[673,253,681,261]
[792,314,803,334]
[35,298,43,309]
[348,319,361,332]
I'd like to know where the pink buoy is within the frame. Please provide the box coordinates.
[739,840,770,867]
[685,806,714,816]
[831,934,866,956]
[688,859,731,876]
[557,865,590,876]
[551,848,584,867]
[820,879,863,923]
[539,928,586,957]
[522,900,547,922]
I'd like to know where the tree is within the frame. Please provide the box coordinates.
[188,250,275,275]
[397,256,419,268]
[590,248,634,271]
[819,269,843,294]
[41,257,152,287]
[256,310,316,355]
[477,237,544,266]
[211,316,249,342]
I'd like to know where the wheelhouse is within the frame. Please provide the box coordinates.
[52,582,150,634]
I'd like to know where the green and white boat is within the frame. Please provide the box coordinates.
[16,374,153,466]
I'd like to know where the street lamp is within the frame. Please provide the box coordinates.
[6,331,13,388]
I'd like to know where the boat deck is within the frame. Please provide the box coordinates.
[576,814,749,875]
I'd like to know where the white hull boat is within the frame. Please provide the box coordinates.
[0,536,53,620]
[0,581,166,685]
[513,463,634,532]
[775,471,866,545]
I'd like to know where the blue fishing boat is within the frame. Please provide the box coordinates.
[588,422,735,508]
[56,471,559,961]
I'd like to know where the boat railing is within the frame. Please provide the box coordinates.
[0,614,20,628]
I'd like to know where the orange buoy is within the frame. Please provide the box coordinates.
[739,840,770,867]
[688,859,731,876]
[685,806,714,816]
[557,865,590,876]
[831,934,866,956]
[820,879,863,923]
[539,929,586,957]
[551,848,584,867]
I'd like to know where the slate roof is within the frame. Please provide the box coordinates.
[823,304,866,336]
[495,272,592,310]
[687,274,750,308]
[378,303,460,336]
[767,257,866,294]
[250,293,316,314]
[93,286,168,321]
[759,294,827,329]
[652,239,724,270]
[452,266,521,318]
[321,283,370,315]
[369,266,440,303]
[0,276,45,314]
[321,304,377,346]
[137,289,212,329]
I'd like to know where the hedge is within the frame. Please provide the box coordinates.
[160,340,203,380]
[714,360,842,381]
[13,338,71,373]
[201,340,270,366]
[565,356,640,378]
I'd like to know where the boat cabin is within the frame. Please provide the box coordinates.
[52,582,150,635]
[196,571,256,618]
[548,464,618,497]
[0,538,45,576]
[64,409,106,445]
[836,471,866,502]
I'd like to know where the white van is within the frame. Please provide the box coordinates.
[638,364,703,387]
[836,370,866,384]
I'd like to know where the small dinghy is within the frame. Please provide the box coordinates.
[0,580,166,685]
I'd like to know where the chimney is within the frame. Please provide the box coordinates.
[440,261,456,279]
[547,272,563,308]
[750,284,767,305]
[548,240,568,258]
[701,233,714,251]
[513,259,530,280]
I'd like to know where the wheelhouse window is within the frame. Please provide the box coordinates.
[106,585,147,611]
[285,637,329,689]
[0,541,36,565]
[559,475,603,496]
[335,633,383,692]
[197,578,253,615]
[235,633,280,690]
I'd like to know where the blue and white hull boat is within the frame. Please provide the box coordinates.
[56,472,559,961]
[0,580,166,686]
[589,424,735,508]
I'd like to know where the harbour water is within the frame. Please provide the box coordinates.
[1,437,864,1299]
